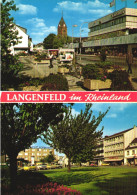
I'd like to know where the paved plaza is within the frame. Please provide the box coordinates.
[19,55,137,91]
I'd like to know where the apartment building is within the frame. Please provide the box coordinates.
[17,147,54,164]
[104,126,137,165]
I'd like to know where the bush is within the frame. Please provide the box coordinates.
[41,74,69,91]
[82,64,108,81]
[109,70,133,90]
[35,53,48,62]
[95,61,113,69]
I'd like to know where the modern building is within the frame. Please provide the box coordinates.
[57,15,67,37]
[17,147,54,164]
[104,126,137,165]
[83,7,137,55]
[93,126,137,166]
[10,24,33,55]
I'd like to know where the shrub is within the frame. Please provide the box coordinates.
[2,182,82,195]
[108,70,133,90]
[82,64,108,81]
[41,74,69,91]
[35,53,48,62]
[95,61,113,69]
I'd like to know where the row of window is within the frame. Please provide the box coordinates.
[105,143,124,150]
[90,16,126,33]
[105,135,123,144]
[127,150,136,155]
[105,150,124,156]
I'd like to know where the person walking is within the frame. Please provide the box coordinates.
[126,51,133,74]
[49,53,53,68]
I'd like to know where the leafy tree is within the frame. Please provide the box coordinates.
[1,0,23,89]
[1,103,64,191]
[43,104,109,172]
[41,151,55,164]
[43,33,56,49]
[53,36,72,49]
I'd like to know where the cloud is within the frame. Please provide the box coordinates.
[71,108,80,116]
[17,4,37,15]
[26,18,57,44]
[106,113,117,118]
[53,0,112,17]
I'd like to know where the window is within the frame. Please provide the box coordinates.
[127,151,129,155]
[25,153,28,156]
[132,150,135,155]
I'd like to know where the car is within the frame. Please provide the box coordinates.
[102,163,110,166]
[36,164,47,170]
[90,163,98,167]
[23,165,36,171]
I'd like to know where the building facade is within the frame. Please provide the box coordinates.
[84,8,137,54]
[10,25,33,55]
[17,147,54,164]
[94,126,137,166]
[57,16,67,37]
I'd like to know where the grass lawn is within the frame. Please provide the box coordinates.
[40,166,137,195]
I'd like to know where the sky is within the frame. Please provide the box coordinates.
[9,0,137,44]
[32,103,137,150]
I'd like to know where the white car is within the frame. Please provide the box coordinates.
[36,164,47,170]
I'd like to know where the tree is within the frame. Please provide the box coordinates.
[41,151,55,164]
[43,33,56,49]
[1,0,23,89]
[53,36,72,49]
[1,103,64,191]
[43,104,109,172]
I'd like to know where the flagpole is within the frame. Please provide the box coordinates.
[115,0,116,12]
[125,0,127,8]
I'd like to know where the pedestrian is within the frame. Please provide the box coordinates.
[126,51,133,74]
[49,53,53,68]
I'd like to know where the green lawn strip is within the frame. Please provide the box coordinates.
[41,167,137,195]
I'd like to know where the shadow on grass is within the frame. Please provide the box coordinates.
[84,172,137,195]
[17,170,50,186]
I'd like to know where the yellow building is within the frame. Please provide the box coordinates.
[17,147,54,164]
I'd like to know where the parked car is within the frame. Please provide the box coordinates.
[36,164,47,170]
[23,165,36,171]
[102,163,110,166]
[90,163,98,167]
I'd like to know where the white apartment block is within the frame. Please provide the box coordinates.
[10,25,33,55]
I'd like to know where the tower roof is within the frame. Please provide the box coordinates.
[58,17,66,26]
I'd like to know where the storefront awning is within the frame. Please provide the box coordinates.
[104,159,123,162]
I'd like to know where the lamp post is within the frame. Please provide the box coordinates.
[72,24,78,49]
[80,22,88,61]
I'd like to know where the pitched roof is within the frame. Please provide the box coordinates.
[58,17,66,26]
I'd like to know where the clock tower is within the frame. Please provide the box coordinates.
[57,13,67,37]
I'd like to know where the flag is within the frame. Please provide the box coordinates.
[135,0,137,3]
[110,0,115,7]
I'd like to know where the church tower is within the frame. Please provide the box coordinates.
[57,13,67,37]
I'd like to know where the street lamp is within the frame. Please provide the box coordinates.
[72,24,78,49]
[80,22,88,60]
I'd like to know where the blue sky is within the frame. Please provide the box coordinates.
[32,103,137,149]
[10,0,137,44]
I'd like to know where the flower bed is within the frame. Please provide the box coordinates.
[2,182,82,195]
[84,79,111,90]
